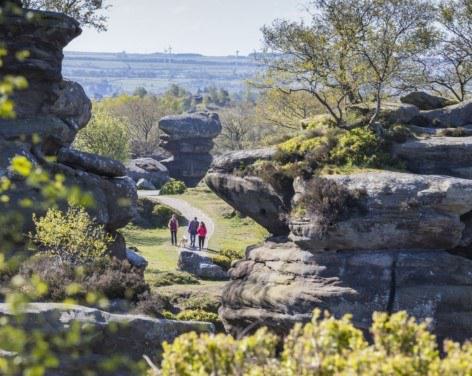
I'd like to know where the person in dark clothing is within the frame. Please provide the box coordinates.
[168,214,179,246]
[188,217,199,248]
[197,222,207,250]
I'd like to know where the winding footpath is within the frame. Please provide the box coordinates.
[138,191,215,246]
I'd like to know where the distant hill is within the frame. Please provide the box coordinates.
[63,51,263,98]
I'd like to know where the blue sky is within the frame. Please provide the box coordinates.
[65,0,309,56]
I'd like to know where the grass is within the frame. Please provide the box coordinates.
[175,185,268,254]
[122,184,267,292]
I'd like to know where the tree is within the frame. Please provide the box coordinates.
[260,3,367,126]
[350,0,437,125]
[410,0,472,101]
[255,89,323,130]
[74,107,130,161]
[22,0,110,31]
[260,0,436,127]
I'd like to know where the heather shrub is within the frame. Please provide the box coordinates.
[160,179,187,195]
[134,292,174,318]
[19,255,149,302]
[293,178,365,234]
[152,271,199,287]
[175,309,220,324]
[32,207,112,264]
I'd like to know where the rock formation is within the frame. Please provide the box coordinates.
[159,112,222,187]
[0,303,213,370]
[126,157,170,188]
[0,5,137,258]
[207,97,472,343]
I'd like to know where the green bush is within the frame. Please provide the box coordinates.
[329,126,388,167]
[160,179,187,195]
[175,309,220,324]
[301,113,337,130]
[210,255,232,270]
[32,207,112,264]
[152,271,200,287]
[158,310,472,376]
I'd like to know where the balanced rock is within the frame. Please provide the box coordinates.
[400,91,456,110]
[159,112,222,187]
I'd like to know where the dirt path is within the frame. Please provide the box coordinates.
[138,191,215,247]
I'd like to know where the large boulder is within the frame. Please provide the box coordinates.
[291,172,472,251]
[159,112,222,187]
[0,303,214,371]
[221,242,472,343]
[393,136,472,178]
[126,158,169,188]
[206,172,290,236]
[58,147,126,178]
[400,91,456,110]
[413,99,472,128]
[178,249,228,280]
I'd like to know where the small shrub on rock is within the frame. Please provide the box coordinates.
[175,309,220,324]
[134,292,174,318]
[294,178,365,235]
[152,271,200,287]
[160,179,187,195]
[209,255,232,270]
[32,207,112,264]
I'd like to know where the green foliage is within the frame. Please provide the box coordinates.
[133,198,183,229]
[152,271,199,287]
[74,108,130,161]
[160,179,187,195]
[330,127,391,168]
[302,114,337,130]
[219,248,244,262]
[32,207,112,264]
[209,255,232,270]
[152,205,175,226]
[160,328,278,376]
[175,309,220,324]
[158,310,472,376]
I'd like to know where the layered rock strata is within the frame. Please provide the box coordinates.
[0,5,136,258]
[159,112,222,187]
[207,100,472,342]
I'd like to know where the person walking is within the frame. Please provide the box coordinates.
[168,214,179,246]
[197,221,207,250]
[188,217,199,248]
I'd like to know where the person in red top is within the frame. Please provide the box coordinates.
[197,222,207,250]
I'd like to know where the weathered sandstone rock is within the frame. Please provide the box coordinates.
[0,303,214,368]
[178,249,228,280]
[291,172,472,251]
[393,136,472,178]
[125,157,169,188]
[159,112,222,187]
[0,5,136,257]
[413,99,472,127]
[220,242,472,342]
[400,91,456,110]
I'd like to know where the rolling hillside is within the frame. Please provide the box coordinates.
[63,51,262,98]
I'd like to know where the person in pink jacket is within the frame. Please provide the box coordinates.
[197,222,207,250]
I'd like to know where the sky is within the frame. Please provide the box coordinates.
[65,0,309,56]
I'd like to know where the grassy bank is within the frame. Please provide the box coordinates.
[176,185,268,253]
